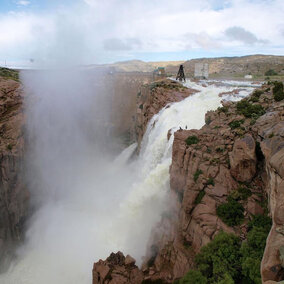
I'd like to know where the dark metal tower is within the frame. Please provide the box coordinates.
[176,65,186,82]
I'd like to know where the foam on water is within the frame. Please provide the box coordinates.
[0,79,255,284]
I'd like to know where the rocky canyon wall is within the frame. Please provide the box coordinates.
[93,81,284,283]
[0,76,29,269]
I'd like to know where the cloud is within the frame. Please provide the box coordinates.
[184,32,221,50]
[225,26,267,44]
[103,38,141,51]
[0,0,284,65]
[16,0,31,6]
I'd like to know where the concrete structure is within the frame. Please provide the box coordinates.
[244,74,253,79]
[153,67,166,80]
[194,63,209,79]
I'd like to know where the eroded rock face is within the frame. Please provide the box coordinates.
[135,79,198,149]
[256,105,284,282]
[93,83,284,283]
[0,77,29,268]
[229,134,257,182]
[92,252,143,284]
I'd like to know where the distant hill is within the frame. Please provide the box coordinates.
[99,55,284,79]
[182,55,284,79]
[101,60,184,73]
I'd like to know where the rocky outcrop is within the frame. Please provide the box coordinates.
[135,79,198,149]
[92,252,143,284]
[93,82,284,283]
[256,103,284,282]
[0,77,29,269]
[229,134,257,182]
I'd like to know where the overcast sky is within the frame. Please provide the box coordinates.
[0,0,284,67]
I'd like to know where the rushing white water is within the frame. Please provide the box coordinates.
[0,79,255,284]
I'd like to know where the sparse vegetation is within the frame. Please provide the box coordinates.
[217,106,229,114]
[230,186,252,201]
[236,100,265,119]
[194,190,205,204]
[207,177,215,186]
[0,67,19,81]
[229,119,244,129]
[185,135,199,145]
[7,144,13,151]
[265,69,278,76]
[217,198,244,226]
[250,89,264,103]
[194,169,203,182]
[272,81,284,101]
[216,147,225,153]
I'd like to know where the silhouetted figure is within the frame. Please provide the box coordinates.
[176,65,186,82]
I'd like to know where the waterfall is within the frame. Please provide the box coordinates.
[0,79,255,284]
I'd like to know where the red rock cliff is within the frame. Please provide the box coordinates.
[93,82,284,283]
[0,76,29,268]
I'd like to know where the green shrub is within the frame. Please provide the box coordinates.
[194,190,205,204]
[6,144,13,150]
[230,186,252,201]
[195,231,242,283]
[217,198,244,226]
[265,69,278,76]
[273,81,284,101]
[241,227,269,283]
[215,147,224,153]
[229,119,244,129]
[194,169,203,182]
[250,90,264,103]
[218,106,229,114]
[236,100,265,119]
[185,135,199,145]
[207,177,215,186]
[178,270,207,284]
[247,215,272,232]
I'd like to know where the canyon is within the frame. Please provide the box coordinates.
[93,79,284,283]
[0,63,284,283]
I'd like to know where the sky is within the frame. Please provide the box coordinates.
[0,0,284,67]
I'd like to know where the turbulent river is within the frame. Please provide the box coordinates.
[0,77,257,284]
